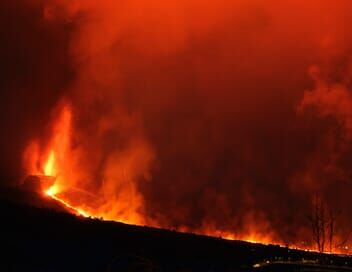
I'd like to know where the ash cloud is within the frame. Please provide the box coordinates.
[8,0,352,246]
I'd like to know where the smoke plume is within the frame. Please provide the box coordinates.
[4,0,352,248]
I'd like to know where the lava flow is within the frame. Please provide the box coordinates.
[22,103,278,246]
[23,103,146,225]
[21,102,351,255]
[18,0,352,255]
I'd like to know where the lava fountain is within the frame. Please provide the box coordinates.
[22,102,351,254]
[23,102,149,225]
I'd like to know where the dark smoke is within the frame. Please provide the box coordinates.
[0,0,72,183]
[5,0,352,246]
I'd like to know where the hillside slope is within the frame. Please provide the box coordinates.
[0,186,351,271]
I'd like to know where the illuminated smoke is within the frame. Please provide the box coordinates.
[10,0,352,251]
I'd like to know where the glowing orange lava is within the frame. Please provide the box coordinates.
[23,103,350,256]
[44,151,56,176]
[46,191,89,218]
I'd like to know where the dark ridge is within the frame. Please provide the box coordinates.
[0,185,351,272]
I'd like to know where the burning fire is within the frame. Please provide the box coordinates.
[24,105,350,253]
[44,151,56,177]
[23,103,281,245]
[22,103,350,255]
[23,102,148,225]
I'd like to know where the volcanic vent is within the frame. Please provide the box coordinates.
[7,0,352,256]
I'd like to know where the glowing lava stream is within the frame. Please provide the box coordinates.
[42,175,346,254]
[41,150,344,254]
[45,188,89,218]
[42,150,90,218]
[28,105,349,255]
[43,185,327,253]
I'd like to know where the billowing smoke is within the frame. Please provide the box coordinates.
[6,0,352,248]
[0,0,71,183]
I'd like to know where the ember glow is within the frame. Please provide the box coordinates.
[22,103,345,253]
[6,0,352,255]
[23,103,283,247]
[43,152,55,176]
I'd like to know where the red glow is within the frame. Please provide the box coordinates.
[24,105,349,254]
[20,0,352,256]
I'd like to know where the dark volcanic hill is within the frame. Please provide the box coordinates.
[0,186,352,272]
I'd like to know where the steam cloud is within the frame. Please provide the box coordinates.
[3,0,352,246]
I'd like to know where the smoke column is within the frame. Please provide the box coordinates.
[4,0,352,248]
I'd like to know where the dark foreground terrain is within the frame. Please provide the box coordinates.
[0,186,351,271]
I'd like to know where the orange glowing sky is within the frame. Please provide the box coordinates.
[8,0,352,255]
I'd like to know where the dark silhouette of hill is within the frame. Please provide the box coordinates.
[0,186,352,271]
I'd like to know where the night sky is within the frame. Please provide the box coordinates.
[2,0,352,248]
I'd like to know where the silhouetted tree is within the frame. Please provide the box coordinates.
[308,196,339,253]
